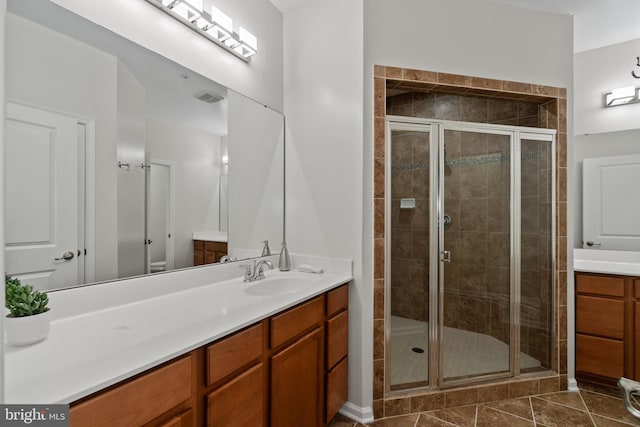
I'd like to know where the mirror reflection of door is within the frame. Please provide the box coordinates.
[147,160,175,274]
[5,102,82,290]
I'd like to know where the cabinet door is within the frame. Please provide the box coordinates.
[207,363,265,427]
[326,357,348,422]
[576,334,623,380]
[194,241,204,266]
[205,242,227,265]
[271,328,323,427]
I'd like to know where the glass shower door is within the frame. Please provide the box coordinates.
[439,127,513,385]
[520,135,554,373]
[387,123,434,390]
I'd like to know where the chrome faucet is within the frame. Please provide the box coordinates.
[240,259,273,282]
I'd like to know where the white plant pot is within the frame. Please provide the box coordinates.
[5,310,51,346]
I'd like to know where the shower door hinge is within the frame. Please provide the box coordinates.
[441,250,451,263]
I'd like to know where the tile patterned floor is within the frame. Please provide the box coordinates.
[329,388,640,427]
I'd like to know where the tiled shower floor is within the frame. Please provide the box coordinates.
[391,316,541,386]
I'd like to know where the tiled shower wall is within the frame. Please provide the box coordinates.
[390,130,430,323]
[373,66,568,420]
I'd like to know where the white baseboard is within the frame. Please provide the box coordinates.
[568,377,579,392]
[339,401,374,424]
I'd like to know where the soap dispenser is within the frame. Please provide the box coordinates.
[279,241,290,271]
[261,240,271,256]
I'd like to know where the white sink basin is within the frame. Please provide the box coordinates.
[245,276,313,296]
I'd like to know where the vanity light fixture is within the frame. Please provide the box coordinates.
[145,0,258,62]
[604,86,640,107]
[208,6,233,41]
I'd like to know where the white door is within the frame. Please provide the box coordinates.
[583,154,640,251]
[5,103,80,291]
[147,160,174,273]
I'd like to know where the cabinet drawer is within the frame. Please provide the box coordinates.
[326,310,348,369]
[635,280,640,298]
[576,295,624,339]
[576,334,623,379]
[70,355,192,427]
[205,241,227,252]
[327,285,349,317]
[271,296,324,348]
[576,274,624,297]
[207,323,263,386]
[159,409,193,427]
[194,240,204,250]
[326,356,348,423]
[207,363,265,427]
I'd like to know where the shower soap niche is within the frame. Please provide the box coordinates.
[400,198,416,209]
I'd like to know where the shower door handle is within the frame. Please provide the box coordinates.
[441,250,451,263]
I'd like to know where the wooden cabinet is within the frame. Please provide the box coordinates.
[193,240,227,266]
[70,283,349,427]
[325,285,349,422]
[575,272,635,385]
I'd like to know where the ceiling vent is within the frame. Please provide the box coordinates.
[194,90,224,104]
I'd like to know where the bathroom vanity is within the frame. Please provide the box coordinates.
[5,256,352,427]
[574,249,640,386]
[70,284,348,426]
[192,232,229,266]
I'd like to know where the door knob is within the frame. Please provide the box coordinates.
[54,251,75,261]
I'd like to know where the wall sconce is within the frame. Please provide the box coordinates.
[604,86,640,107]
[145,0,258,62]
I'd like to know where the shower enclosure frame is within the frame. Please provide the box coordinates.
[384,116,556,394]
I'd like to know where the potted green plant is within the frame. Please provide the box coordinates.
[5,275,51,346]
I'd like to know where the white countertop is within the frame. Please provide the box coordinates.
[192,230,228,242]
[574,249,640,276]
[5,254,352,404]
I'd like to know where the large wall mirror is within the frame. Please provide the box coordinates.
[5,0,284,292]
